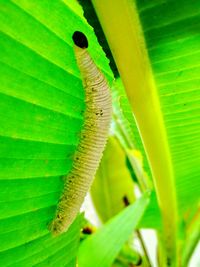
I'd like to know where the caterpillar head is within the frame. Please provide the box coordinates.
[72,31,88,48]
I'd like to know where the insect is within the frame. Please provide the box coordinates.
[49,31,112,236]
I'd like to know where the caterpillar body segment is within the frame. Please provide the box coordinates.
[49,32,112,236]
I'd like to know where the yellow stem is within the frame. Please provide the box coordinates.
[92,0,178,265]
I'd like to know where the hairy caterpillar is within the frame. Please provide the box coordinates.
[49,31,112,236]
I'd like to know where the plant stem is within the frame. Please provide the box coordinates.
[92,0,178,265]
[182,208,200,266]
[113,112,151,192]
[136,230,152,267]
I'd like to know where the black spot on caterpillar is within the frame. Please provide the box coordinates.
[49,31,112,236]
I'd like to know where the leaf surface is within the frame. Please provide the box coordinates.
[78,193,150,267]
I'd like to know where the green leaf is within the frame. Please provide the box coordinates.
[91,136,135,222]
[0,0,112,265]
[112,78,152,181]
[112,78,161,230]
[181,206,200,266]
[0,215,80,266]
[78,193,150,267]
[135,0,200,211]
[91,0,200,264]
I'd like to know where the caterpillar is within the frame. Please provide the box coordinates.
[49,31,112,236]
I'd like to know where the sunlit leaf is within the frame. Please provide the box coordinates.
[91,136,135,222]
[78,193,150,267]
